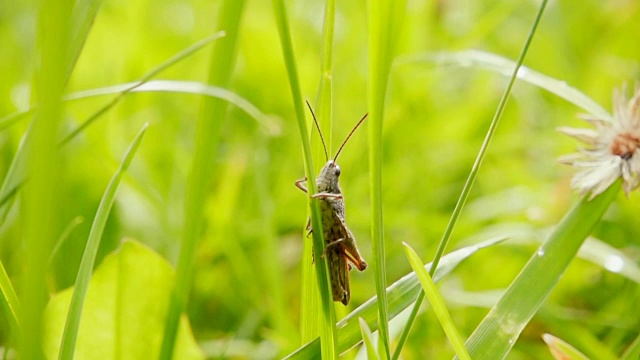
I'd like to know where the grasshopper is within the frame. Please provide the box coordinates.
[295,101,368,305]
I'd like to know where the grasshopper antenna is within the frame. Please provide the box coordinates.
[334,112,368,162]
[305,100,329,161]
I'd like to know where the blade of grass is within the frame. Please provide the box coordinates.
[0,33,226,225]
[1,80,281,135]
[272,0,338,358]
[314,0,335,153]
[58,123,148,360]
[367,0,405,357]
[403,243,470,360]
[48,216,85,267]
[542,334,589,360]
[464,182,619,359]
[359,318,380,360]
[159,2,245,359]
[284,236,505,359]
[392,2,548,358]
[60,31,226,145]
[67,0,103,79]
[0,259,21,337]
[299,0,336,344]
[396,49,610,120]
[21,0,73,357]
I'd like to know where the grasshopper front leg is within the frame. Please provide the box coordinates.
[296,177,343,200]
[295,177,308,193]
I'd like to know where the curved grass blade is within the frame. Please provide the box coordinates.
[67,0,103,79]
[0,33,225,226]
[159,2,245,358]
[463,182,620,359]
[397,49,609,119]
[367,0,406,356]
[359,318,380,360]
[0,259,21,337]
[392,2,548,358]
[284,236,505,359]
[60,31,225,145]
[1,80,280,138]
[403,243,470,360]
[272,0,337,358]
[58,123,148,360]
[48,216,85,267]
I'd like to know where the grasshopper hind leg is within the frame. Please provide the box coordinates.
[327,246,351,305]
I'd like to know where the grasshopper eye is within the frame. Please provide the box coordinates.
[334,166,341,176]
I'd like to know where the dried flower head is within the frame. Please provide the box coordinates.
[559,84,640,200]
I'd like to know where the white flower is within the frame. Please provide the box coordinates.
[559,85,640,200]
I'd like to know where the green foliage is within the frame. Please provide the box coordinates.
[59,123,147,360]
[403,243,470,360]
[44,240,202,359]
[1,0,639,358]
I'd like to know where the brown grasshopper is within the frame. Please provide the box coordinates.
[295,101,368,305]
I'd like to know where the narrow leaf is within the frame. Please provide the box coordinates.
[464,182,620,359]
[403,243,470,360]
[284,236,504,359]
[159,2,245,358]
[272,0,338,357]
[397,50,610,119]
[0,260,20,337]
[58,123,148,360]
[359,318,380,360]
[393,2,548,358]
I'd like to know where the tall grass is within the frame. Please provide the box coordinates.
[272,0,338,358]
[58,124,147,360]
[367,0,405,357]
[394,0,549,357]
[159,1,246,358]
[20,0,72,357]
[300,0,337,344]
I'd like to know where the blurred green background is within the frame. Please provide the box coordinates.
[1,0,639,358]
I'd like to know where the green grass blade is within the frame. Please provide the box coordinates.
[464,182,620,359]
[367,0,406,357]
[159,1,245,359]
[392,2,548,358]
[60,31,225,145]
[359,318,380,360]
[300,0,336,343]
[48,216,84,266]
[314,0,335,153]
[0,259,21,337]
[284,236,504,359]
[20,0,73,356]
[402,243,470,360]
[1,80,281,136]
[67,0,103,79]
[397,50,610,119]
[58,123,148,360]
[272,0,337,358]
[542,334,589,360]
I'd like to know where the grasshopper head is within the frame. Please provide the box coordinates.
[316,160,342,193]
